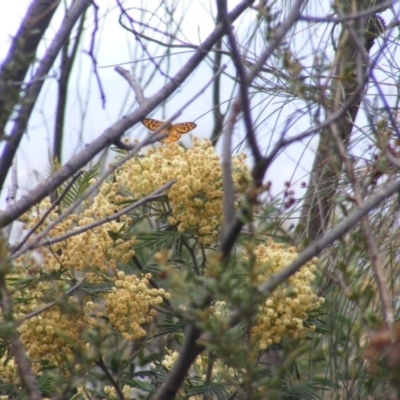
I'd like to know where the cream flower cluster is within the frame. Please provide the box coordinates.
[155,346,238,399]
[162,348,239,382]
[8,182,168,372]
[16,300,100,367]
[114,138,248,244]
[104,271,169,341]
[10,270,169,372]
[0,356,17,384]
[250,239,324,349]
[16,195,136,281]
[103,384,134,399]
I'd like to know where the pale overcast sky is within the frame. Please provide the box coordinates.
[1,1,349,211]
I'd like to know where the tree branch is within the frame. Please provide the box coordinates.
[0,0,91,198]
[0,0,60,136]
[0,246,41,400]
[52,7,87,164]
[11,182,173,259]
[0,0,254,230]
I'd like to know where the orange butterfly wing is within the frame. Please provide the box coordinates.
[142,119,196,143]
[141,118,167,132]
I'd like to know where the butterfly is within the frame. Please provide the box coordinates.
[141,118,197,143]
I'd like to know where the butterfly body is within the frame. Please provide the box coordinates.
[142,118,196,143]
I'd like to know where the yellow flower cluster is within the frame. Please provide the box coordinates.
[250,239,324,349]
[114,138,248,244]
[103,384,134,399]
[17,300,100,367]
[209,300,229,319]
[156,347,238,399]
[104,271,169,341]
[16,194,136,281]
[0,356,17,384]
[8,179,168,372]
[157,348,220,381]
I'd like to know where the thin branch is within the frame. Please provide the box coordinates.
[14,186,171,256]
[220,0,303,253]
[210,40,225,145]
[180,237,201,276]
[53,6,86,164]
[0,0,252,229]
[5,159,18,241]
[0,254,41,400]
[0,0,91,197]
[221,97,241,240]
[117,13,197,50]
[16,277,87,325]
[0,0,60,135]
[97,355,124,400]
[11,170,84,255]
[153,325,204,400]
[245,0,303,85]
[209,0,226,146]
[116,0,172,81]
[258,177,400,296]
[100,50,198,68]
[10,168,174,260]
[330,113,394,328]
[300,1,392,23]
[115,66,145,104]
[205,175,400,341]
[218,0,262,162]
[83,0,106,108]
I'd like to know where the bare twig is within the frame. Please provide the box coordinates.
[4,159,18,241]
[220,0,303,253]
[115,66,145,104]
[83,0,106,108]
[0,0,60,136]
[221,98,241,240]
[258,178,400,296]
[11,183,172,259]
[116,0,172,81]
[205,175,400,341]
[117,13,197,50]
[210,6,225,146]
[300,1,392,23]
[11,170,84,255]
[181,237,201,276]
[9,141,171,260]
[218,0,261,162]
[100,50,198,68]
[53,6,86,164]
[0,0,251,230]
[0,0,91,197]
[330,114,394,328]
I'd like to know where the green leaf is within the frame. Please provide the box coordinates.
[156,319,186,336]
[185,382,233,400]
[56,163,101,207]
